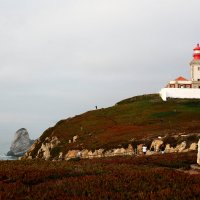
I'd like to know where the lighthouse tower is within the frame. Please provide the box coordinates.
[190,43,200,88]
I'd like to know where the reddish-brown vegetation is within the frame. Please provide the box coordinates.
[0,151,200,199]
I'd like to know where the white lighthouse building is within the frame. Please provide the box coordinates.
[190,43,200,88]
[160,44,200,101]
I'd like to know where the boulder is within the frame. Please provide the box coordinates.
[189,143,197,151]
[197,139,200,165]
[150,139,163,152]
[126,144,134,155]
[65,150,79,160]
[175,141,186,152]
[81,149,89,158]
[137,144,143,155]
[59,152,63,159]
[92,149,104,157]
[39,143,51,160]
[104,150,113,157]
[73,135,78,143]
[88,150,94,158]
[146,150,154,155]
[7,128,34,157]
[164,144,175,153]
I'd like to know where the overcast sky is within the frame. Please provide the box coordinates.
[0,0,200,148]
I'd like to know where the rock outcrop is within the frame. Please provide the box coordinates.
[65,150,80,160]
[23,139,41,160]
[23,136,60,160]
[164,144,175,153]
[57,139,199,161]
[197,139,200,165]
[137,144,143,155]
[68,135,78,144]
[7,128,34,157]
[174,141,187,152]
[72,135,78,143]
[64,144,135,160]
[20,126,199,161]
[189,143,197,151]
[37,136,60,160]
[150,139,163,152]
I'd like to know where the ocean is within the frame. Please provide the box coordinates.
[0,142,17,160]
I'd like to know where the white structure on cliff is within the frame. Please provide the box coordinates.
[190,44,200,88]
[160,44,200,101]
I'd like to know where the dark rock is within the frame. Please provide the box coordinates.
[7,150,15,157]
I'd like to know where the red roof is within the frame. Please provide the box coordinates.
[175,76,188,81]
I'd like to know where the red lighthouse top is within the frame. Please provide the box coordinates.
[193,43,200,60]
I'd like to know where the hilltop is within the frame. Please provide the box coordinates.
[23,94,200,160]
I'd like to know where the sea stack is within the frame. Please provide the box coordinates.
[7,128,34,157]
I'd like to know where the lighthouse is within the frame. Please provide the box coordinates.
[160,43,200,101]
[190,43,200,88]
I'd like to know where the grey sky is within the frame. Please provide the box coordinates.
[0,0,200,148]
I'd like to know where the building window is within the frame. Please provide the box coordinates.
[198,79,200,81]
[198,67,200,71]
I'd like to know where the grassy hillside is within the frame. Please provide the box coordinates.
[28,94,200,158]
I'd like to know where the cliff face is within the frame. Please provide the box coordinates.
[7,128,34,157]
[23,136,60,160]
[22,94,200,160]
[23,135,199,161]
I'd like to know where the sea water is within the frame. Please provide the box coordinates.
[0,142,17,160]
[0,154,17,160]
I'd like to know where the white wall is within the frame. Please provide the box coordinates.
[159,88,200,101]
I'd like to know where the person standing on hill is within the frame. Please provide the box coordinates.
[142,145,147,155]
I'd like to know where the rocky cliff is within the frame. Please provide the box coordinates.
[22,94,200,160]
[22,134,199,161]
[7,128,35,157]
